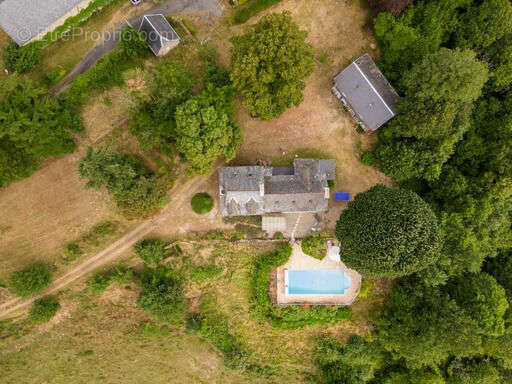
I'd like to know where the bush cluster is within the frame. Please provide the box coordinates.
[301,233,329,260]
[9,263,52,297]
[28,296,60,323]
[136,266,185,324]
[135,238,168,266]
[88,266,133,294]
[78,146,166,217]
[66,27,150,108]
[2,43,42,73]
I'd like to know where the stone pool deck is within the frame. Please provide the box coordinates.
[274,242,361,306]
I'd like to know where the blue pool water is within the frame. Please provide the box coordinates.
[286,270,351,295]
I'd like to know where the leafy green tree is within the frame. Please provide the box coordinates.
[129,61,194,150]
[118,27,151,59]
[2,43,42,73]
[28,296,60,323]
[137,266,185,323]
[78,146,166,217]
[315,336,386,384]
[175,88,241,175]
[392,49,487,139]
[455,0,512,50]
[377,278,483,368]
[448,273,509,336]
[0,138,38,187]
[374,366,446,384]
[446,359,501,384]
[373,0,470,83]
[486,252,512,299]
[230,12,315,119]
[9,263,52,297]
[376,48,488,181]
[135,239,168,266]
[0,78,77,157]
[424,95,512,279]
[336,185,440,278]
[485,35,512,92]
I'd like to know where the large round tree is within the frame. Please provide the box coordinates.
[336,185,440,278]
[230,11,315,120]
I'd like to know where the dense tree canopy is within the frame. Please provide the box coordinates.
[230,12,315,120]
[136,266,185,323]
[336,185,440,278]
[175,86,241,175]
[78,146,166,217]
[129,61,194,151]
[376,48,488,182]
[317,1,512,382]
[455,0,512,50]
[0,77,78,187]
[448,273,509,336]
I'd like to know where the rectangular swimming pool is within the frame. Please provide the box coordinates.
[285,270,352,295]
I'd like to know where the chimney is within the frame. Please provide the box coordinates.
[260,182,265,197]
[324,187,330,199]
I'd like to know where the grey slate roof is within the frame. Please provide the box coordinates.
[0,0,93,45]
[219,159,335,217]
[138,14,179,56]
[333,53,399,131]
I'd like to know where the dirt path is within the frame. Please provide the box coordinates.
[0,173,210,319]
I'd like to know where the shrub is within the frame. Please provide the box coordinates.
[66,27,148,108]
[9,263,52,297]
[191,193,214,214]
[273,231,284,240]
[359,279,375,298]
[360,151,374,166]
[136,266,185,324]
[301,233,329,260]
[28,296,60,323]
[135,238,168,266]
[251,245,351,328]
[78,146,167,217]
[2,43,42,73]
[88,266,133,294]
[65,243,84,260]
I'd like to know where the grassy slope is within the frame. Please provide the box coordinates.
[0,241,387,383]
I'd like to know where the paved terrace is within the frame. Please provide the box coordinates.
[275,242,361,305]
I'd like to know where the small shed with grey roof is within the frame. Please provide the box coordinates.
[332,53,399,132]
[0,0,96,46]
[138,14,180,57]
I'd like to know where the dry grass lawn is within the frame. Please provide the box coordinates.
[0,241,388,383]
[0,0,388,291]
